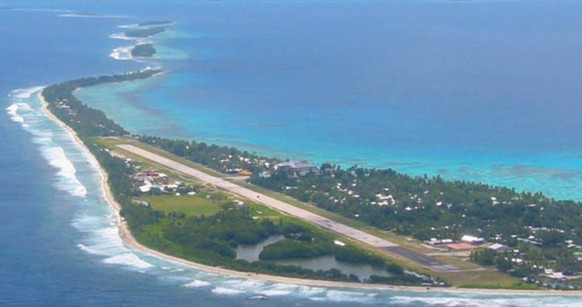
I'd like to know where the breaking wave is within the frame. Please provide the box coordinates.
[6,87,87,198]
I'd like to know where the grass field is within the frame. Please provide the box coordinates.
[140,195,221,216]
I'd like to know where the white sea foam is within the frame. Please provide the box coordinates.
[103,253,154,269]
[11,8,73,13]
[6,87,88,198]
[110,46,134,61]
[293,285,327,297]
[6,103,25,123]
[10,86,44,99]
[182,280,212,288]
[118,23,140,29]
[72,211,158,272]
[222,279,266,291]
[389,295,576,307]
[76,243,104,255]
[59,13,127,19]
[41,146,87,197]
[310,290,377,303]
[118,22,175,30]
[211,287,246,296]
[259,289,293,297]
[109,32,133,41]
[109,32,151,44]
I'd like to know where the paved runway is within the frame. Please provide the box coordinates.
[383,246,458,272]
[118,144,459,272]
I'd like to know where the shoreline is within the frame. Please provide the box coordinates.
[38,91,582,298]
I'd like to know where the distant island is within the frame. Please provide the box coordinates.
[131,43,156,58]
[139,20,173,27]
[125,26,165,38]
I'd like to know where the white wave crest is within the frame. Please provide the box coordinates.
[6,87,43,124]
[211,287,246,296]
[103,253,154,269]
[110,46,134,61]
[109,32,132,41]
[10,86,44,99]
[76,243,104,255]
[118,23,140,29]
[259,289,292,297]
[310,290,377,303]
[11,8,73,13]
[109,32,151,44]
[389,295,578,307]
[294,285,327,297]
[182,280,212,288]
[222,279,266,291]
[6,103,26,123]
[59,13,127,19]
[41,146,87,197]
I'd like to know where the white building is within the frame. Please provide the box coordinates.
[461,235,485,245]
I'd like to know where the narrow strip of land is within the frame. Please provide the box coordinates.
[118,144,459,272]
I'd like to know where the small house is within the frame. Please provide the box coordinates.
[488,243,511,253]
[274,161,318,177]
[461,235,485,245]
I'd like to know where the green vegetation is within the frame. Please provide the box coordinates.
[43,69,159,137]
[250,167,582,287]
[41,71,423,286]
[131,43,156,58]
[122,201,420,284]
[138,136,279,175]
[42,69,582,289]
[139,21,173,27]
[125,26,165,38]
[140,195,221,216]
[138,134,582,288]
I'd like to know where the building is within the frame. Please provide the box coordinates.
[461,235,485,245]
[274,161,318,177]
[238,169,253,176]
[488,243,511,253]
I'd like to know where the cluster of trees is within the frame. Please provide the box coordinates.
[335,246,386,268]
[250,166,582,278]
[138,21,173,27]
[138,136,279,175]
[125,26,166,38]
[137,136,582,280]
[471,244,582,280]
[50,69,582,286]
[259,240,333,260]
[131,44,156,57]
[255,167,579,241]
[122,202,420,285]
[42,70,160,137]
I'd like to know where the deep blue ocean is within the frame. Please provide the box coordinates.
[1,1,581,306]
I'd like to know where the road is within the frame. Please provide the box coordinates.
[118,144,459,272]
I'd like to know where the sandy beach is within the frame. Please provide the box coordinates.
[38,91,582,298]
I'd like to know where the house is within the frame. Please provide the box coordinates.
[238,169,253,176]
[274,161,318,177]
[488,243,511,253]
[425,238,453,246]
[144,170,159,177]
[446,243,479,250]
[139,183,152,193]
[461,235,485,245]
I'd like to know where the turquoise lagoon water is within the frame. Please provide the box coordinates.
[77,0,582,201]
[2,1,582,306]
